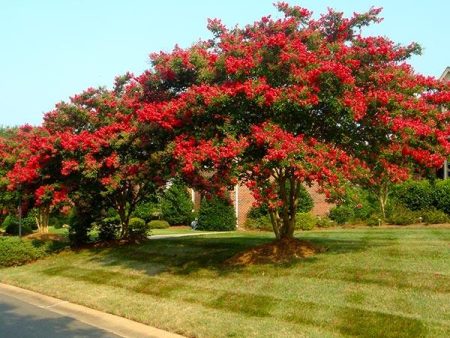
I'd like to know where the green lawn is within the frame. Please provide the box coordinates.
[149,227,200,235]
[1,227,449,337]
[47,226,69,236]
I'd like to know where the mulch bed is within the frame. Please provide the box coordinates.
[226,237,326,266]
[25,233,67,242]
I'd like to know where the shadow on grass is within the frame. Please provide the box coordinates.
[36,264,435,338]
[61,232,393,277]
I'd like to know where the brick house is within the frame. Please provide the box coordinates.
[191,183,333,228]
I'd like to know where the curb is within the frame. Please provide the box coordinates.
[0,283,185,338]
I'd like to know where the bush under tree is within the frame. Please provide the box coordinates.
[197,197,236,231]
[148,220,170,229]
[161,182,194,226]
[392,180,434,211]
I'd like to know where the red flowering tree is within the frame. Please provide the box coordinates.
[0,127,23,222]
[4,126,67,233]
[137,3,450,239]
[43,74,168,239]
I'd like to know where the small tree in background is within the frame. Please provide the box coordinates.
[197,196,236,231]
[161,181,194,225]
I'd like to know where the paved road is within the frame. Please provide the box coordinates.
[0,293,119,338]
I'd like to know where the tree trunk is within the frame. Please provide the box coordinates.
[269,174,301,240]
[35,205,50,234]
[378,184,389,220]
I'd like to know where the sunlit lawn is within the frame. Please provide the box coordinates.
[149,227,200,235]
[1,227,449,337]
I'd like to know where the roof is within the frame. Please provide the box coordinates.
[440,67,450,81]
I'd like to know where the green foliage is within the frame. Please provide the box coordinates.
[247,205,269,220]
[161,182,194,225]
[2,215,33,235]
[147,220,170,229]
[329,205,354,225]
[316,217,335,228]
[365,214,383,226]
[68,207,96,246]
[49,212,71,229]
[5,223,33,236]
[297,185,314,213]
[132,201,161,222]
[387,206,419,225]
[421,209,449,224]
[244,214,272,231]
[247,184,313,219]
[98,216,120,241]
[295,212,317,230]
[2,215,16,229]
[433,180,450,214]
[0,237,66,267]
[129,217,149,238]
[392,180,434,211]
[336,185,379,221]
[23,212,37,230]
[197,196,236,231]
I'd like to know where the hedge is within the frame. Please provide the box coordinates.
[0,237,66,267]
[161,182,194,225]
[197,197,236,231]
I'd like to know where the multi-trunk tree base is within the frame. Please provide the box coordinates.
[226,237,324,266]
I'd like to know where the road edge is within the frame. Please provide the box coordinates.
[0,283,185,338]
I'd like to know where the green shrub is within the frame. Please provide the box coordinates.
[434,180,450,214]
[0,237,66,267]
[2,215,33,236]
[129,217,149,237]
[353,203,377,221]
[329,205,354,225]
[5,222,33,236]
[161,182,194,225]
[147,220,170,229]
[387,206,419,225]
[68,205,98,246]
[421,209,449,224]
[244,215,272,231]
[197,197,236,231]
[22,214,37,230]
[133,201,161,222]
[316,217,335,228]
[2,215,16,229]
[392,180,434,211]
[295,212,317,230]
[334,185,379,221]
[297,185,314,213]
[49,212,71,229]
[366,214,382,226]
[98,216,120,241]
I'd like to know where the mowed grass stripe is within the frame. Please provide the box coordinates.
[1,227,449,337]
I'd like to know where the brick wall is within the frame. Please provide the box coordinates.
[306,184,335,216]
[191,183,333,227]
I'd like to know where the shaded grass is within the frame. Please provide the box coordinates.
[1,227,449,337]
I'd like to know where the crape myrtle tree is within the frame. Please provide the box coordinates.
[4,125,67,234]
[0,127,23,223]
[42,74,169,240]
[137,3,450,239]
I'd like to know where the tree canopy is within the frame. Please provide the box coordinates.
[1,3,449,242]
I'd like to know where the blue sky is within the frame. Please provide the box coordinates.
[0,0,449,126]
